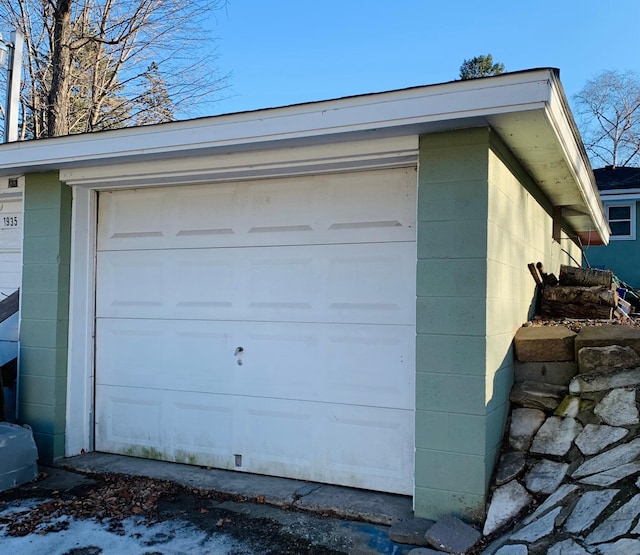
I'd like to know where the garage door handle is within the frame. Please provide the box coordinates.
[235,346,244,366]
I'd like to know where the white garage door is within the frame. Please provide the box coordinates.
[95,168,417,494]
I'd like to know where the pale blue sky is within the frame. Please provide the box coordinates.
[209,1,639,116]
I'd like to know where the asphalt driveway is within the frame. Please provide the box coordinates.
[0,464,417,555]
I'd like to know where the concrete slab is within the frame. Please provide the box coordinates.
[575,325,640,355]
[35,466,97,491]
[61,452,412,525]
[293,483,413,525]
[63,452,305,507]
[514,361,577,385]
[514,326,576,362]
[389,517,435,546]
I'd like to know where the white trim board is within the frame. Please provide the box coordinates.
[64,137,418,458]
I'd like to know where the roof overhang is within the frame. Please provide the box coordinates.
[0,68,609,244]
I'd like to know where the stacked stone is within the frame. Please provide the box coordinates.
[482,326,640,555]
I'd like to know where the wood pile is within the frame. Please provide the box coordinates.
[529,263,631,320]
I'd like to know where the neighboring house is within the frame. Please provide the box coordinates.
[0,68,608,521]
[0,176,24,420]
[586,167,640,287]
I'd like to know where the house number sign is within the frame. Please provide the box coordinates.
[2,216,18,228]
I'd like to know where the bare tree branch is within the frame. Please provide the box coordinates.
[574,69,640,168]
[0,0,228,138]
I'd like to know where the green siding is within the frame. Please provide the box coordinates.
[19,171,71,462]
[415,128,581,521]
[588,201,640,288]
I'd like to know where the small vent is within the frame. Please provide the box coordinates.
[8,178,18,188]
[234,454,242,467]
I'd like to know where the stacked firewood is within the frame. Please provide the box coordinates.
[529,263,628,319]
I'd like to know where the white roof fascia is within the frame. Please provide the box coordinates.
[600,192,640,202]
[543,73,610,244]
[0,71,553,174]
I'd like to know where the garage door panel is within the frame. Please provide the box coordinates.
[324,407,414,482]
[172,401,235,461]
[96,386,238,466]
[97,243,416,325]
[96,319,239,392]
[96,386,412,494]
[98,169,416,251]
[242,405,314,467]
[97,392,164,449]
[174,184,241,239]
[102,189,166,242]
[97,318,413,409]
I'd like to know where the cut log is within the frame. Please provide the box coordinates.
[559,265,612,288]
[540,300,613,320]
[540,286,618,307]
[535,262,558,286]
[528,263,543,285]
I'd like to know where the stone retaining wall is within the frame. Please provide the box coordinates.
[482,325,640,554]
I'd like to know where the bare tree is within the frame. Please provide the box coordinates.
[0,0,229,139]
[574,70,640,168]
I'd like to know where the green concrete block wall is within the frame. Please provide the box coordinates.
[415,128,582,521]
[19,171,71,462]
[416,129,491,521]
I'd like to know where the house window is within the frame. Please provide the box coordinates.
[606,202,636,240]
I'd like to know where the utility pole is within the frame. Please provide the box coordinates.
[1,30,24,143]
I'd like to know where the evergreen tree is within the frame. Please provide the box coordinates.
[135,62,174,126]
[459,54,505,80]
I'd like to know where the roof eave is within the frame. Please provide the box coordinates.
[0,68,607,244]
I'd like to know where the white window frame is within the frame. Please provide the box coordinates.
[605,201,636,241]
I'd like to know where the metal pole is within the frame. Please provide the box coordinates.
[4,30,23,143]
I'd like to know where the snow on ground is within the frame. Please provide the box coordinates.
[0,500,252,555]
